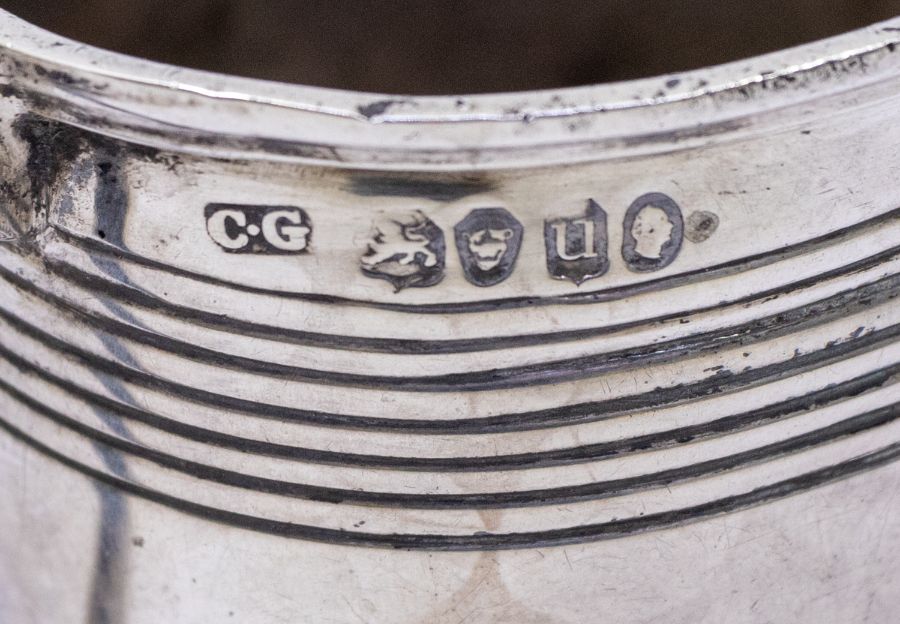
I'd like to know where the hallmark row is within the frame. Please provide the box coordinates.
[204,193,719,290]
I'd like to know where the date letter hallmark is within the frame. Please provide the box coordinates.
[544,199,609,285]
[360,211,446,291]
[205,204,312,254]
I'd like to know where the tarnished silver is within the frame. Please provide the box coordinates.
[0,8,899,624]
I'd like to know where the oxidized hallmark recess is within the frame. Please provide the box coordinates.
[544,199,609,285]
[360,211,446,290]
[454,207,524,287]
[205,203,312,253]
[621,192,684,273]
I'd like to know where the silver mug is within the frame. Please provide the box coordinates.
[0,7,898,624]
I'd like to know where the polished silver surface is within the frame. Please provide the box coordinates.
[0,8,898,624]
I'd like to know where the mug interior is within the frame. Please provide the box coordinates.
[3,0,899,94]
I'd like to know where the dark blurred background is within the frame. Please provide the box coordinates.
[2,0,899,94]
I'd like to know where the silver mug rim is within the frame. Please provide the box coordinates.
[0,9,898,169]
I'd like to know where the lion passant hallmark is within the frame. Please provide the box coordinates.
[360,211,446,291]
